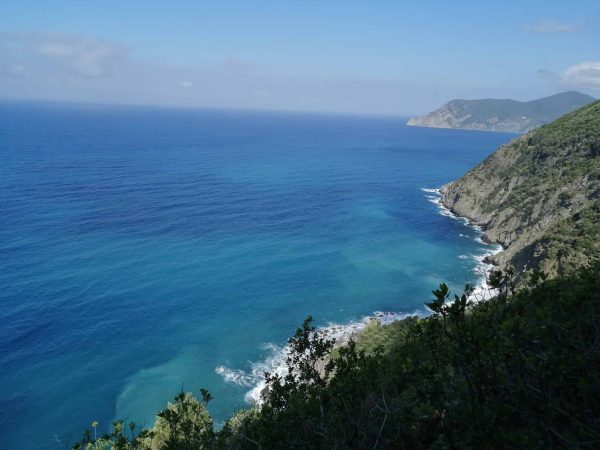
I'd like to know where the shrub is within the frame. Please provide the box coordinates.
[73,263,600,449]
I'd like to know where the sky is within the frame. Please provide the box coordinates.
[1,0,599,115]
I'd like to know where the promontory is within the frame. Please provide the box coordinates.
[441,99,600,281]
[408,91,595,133]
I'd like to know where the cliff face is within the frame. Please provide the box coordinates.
[408,91,595,133]
[440,100,600,279]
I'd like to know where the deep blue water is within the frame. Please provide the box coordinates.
[0,101,513,449]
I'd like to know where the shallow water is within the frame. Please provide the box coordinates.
[0,101,513,449]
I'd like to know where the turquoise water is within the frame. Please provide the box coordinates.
[0,101,513,449]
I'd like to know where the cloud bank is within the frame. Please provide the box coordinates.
[538,61,600,91]
[522,19,579,34]
[1,31,595,115]
[0,32,128,78]
[1,31,445,115]
[563,61,600,88]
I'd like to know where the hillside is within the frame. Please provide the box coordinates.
[70,101,600,450]
[407,91,595,133]
[72,264,600,449]
[441,99,600,279]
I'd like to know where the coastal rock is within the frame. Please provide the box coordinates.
[440,100,600,281]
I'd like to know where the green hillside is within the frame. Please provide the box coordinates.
[71,102,600,450]
[72,264,600,449]
[441,99,600,279]
[407,91,595,132]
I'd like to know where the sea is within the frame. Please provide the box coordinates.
[0,101,514,449]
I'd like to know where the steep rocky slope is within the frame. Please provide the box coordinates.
[441,100,600,279]
[408,91,595,133]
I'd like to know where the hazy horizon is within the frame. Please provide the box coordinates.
[1,89,596,120]
[2,0,599,115]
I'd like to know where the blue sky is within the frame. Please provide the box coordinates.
[1,0,599,114]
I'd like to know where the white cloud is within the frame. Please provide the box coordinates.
[523,19,578,34]
[563,61,600,88]
[537,61,600,93]
[0,32,129,78]
[1,64,28,77]
[0,30,480,115]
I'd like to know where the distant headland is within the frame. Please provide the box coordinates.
[407,91,595,133]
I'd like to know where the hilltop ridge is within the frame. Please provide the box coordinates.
[441,99,600,279]
[408,91,595,133]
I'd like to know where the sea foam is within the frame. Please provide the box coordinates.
[216,310,424,404]
[421,187,502,301]
[216,188,503,405]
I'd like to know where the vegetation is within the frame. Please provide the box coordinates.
[407,91,595,132]
[71,100,600,449]
[73,263,600,449]
[441,99,600,281]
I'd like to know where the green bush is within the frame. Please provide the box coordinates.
[73,263,600,449]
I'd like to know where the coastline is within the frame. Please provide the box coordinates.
[217,186,503,406]
[421,187,502,301]
[217,309,424,405]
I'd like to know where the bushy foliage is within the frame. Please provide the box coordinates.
[445,99,600,281]
[72,391,215,450]
[74,263,600,449]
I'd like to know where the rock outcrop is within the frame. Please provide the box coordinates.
[440,100,600,280]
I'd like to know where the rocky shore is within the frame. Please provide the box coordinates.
[439,100,600,281]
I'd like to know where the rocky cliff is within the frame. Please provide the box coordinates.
[440,99,600,280]
[408,91,595,133]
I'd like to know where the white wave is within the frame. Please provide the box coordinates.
[468,242,504,301]
[219,188,504,408]
[215,366,256,387]
[216,310,424,405]
[421,186,502,302]
[421,188,472,224]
